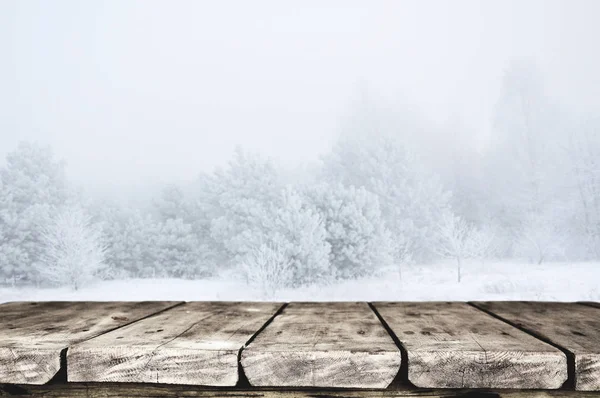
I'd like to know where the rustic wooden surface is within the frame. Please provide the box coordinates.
[0,301,179,385]
[68,301,283,386]
[3,384,600,398]
[373,302,567,389]
[241,302,402,389]
[580,302,600,309]
[473,301,600,391]
[3,301,600,393]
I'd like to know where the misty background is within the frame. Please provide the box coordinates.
[1,0,600,299]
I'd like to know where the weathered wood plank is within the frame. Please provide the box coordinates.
[0,301,180,385]
[68,301,283,386]
[3,384,600,398]
[579,302,600,309]
[373,302,567,389]
[473,301,600,391]
[241,302,401,389]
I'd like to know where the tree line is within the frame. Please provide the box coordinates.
[1,60,599,291]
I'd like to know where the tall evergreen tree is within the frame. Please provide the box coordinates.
[322,130,451,262]
[306,183,393,279]
[0,142,71,284]
[486,60,570,262]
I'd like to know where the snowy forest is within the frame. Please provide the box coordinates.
[2,58,600,298]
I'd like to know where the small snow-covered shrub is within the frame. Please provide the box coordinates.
[515,212,567,264]
[435,213,498,282]
[241,240,293,297]
[37,207,106,290]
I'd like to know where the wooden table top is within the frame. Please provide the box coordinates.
[1,301,599,396]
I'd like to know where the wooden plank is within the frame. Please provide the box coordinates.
[240,302,401,389]
[0,301,180,384]
[4,384,600,398]
[474,301,600,391]
[373,302,567,389]
[67,301,283,386]
[579,302,600,309]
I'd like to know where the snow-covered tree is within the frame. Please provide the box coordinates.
[241,238,294,298]
[435,213,471,282]
[514,210,568,264]
[88,201,129,279]
[194,149,331,286]
[237,187,330,290]
[564,117,600,259]
[306,183,393,279]
[155,217,211,278]
[150,182,214,278]
[154,184,184,220]
[103,209,162,278]
[153,184,195,222]
[0,142,72,284]
[465,225,498,263]
[262,187,331,286]
[322,129,451,262]
[435,213,497,282]
[37,206,106,290]
[207,147,283,264]
[485,60,569,258]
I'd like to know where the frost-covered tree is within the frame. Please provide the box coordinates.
[241,238,294,297]
[435,213,471,282]
[262,187,330,286]
[37,207,106,290]
[486,60,569,259]
[565,117,600,259]
[103,209,161,278]
[88,201,129,279]
[514,210,568,264]
[207,147,283,264]
[153,184,195,222]
[156,217,211,278]
[322,131,451,262]
[151,183,214,278]
[306,183,393,279]
[0,179,26,285]
[466,225,498,263]
[92,201,210,279]
[0,142,71,284]
[435,213,497,282]
[195,148,331,286]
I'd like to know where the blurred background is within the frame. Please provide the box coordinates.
[1,0,599,301]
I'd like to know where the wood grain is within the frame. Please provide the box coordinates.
[241,302,401,389]
[3,384,600,398]
[473,301,600,391]
[373,302,567,389]
[68,301,283,386]
[0,301,179,384]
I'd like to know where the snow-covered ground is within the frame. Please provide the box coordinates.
[1,261,598,303]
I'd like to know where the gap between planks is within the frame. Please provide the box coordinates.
[67,302,285,385]
[0,301,183,385]
[471,302,600,391]
[240,302,402,389]
[372,302,568,389]
[3,301,595,391]
[468,301,577,390]
[236,303,289,387]
[368,302,410,386]
[56,302,188,384]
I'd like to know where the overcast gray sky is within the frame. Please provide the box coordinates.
[1,0,599,195]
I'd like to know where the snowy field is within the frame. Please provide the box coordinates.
[1,261,598,303]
